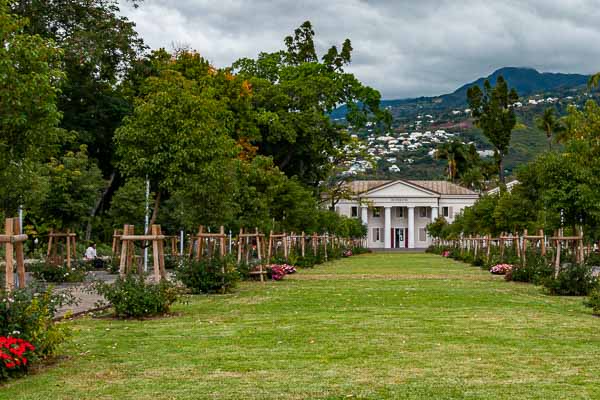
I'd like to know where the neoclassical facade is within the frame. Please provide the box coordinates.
[335,180,479,249]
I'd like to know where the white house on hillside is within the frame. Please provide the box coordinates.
[335,180,479,249]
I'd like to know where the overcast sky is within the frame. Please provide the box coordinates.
[120,0,600,99]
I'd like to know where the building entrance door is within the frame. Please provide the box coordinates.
[392,227,406,248]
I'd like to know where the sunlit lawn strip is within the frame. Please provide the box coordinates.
[3,253,599,400]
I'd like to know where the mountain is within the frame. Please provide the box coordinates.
[331,67,590,119]
[435,67,590,108]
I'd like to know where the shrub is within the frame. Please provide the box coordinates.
[0,285,74,359]
[29,261,87,283]
[541,264,599,296]
[294,255,316,268]
[351,246,370,255]
[93,275,179,318]
[585,251,600,267]
[105,259,120,275]
[584,288,600,316]
[175,257,239,294]
[164,255,181,270]
[472,255,485,267]
[0,336,36,381]
[506,254,553,284]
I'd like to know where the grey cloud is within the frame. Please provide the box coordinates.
[120,0,600,98]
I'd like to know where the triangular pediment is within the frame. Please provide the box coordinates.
[362,180,438,198]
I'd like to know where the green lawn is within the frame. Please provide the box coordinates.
[3,253,600,399]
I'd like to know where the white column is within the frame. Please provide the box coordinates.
[431,206,438,222]
[384,206,392,249]
[408,206,415,249]
[361,206,368,226]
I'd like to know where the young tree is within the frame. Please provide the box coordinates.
[38,146,105,230]
[467,76,519,183]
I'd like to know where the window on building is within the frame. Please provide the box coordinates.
[419,228,427,242]
[395,207,404,218]
[351,206,358,218]
[372,207,381,218]
[442,206,453,218]
[419,207,431,218]
[372,227,381,242]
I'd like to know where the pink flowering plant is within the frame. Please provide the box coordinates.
[343,249,353,257]
[442,250,450,257]
[490,263,513,275]
[268,264,297,280]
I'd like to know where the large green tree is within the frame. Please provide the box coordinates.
[114,68,238,227]
[467,76,519,183]
[11,0,145,177]
[0,0,64,215]
[233,21,391,186]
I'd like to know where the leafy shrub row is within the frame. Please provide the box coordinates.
[428,244,600,314]
[28,261,89,283]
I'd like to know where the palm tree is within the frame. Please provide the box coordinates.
[435,140,466,182]
[536,107,562,150]
[589,72,600,89]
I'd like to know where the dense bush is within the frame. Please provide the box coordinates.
[505,253,553,284]
[541,264,599,296]
[93,275,179,318]
[472,255,486,267]
[0,285,74,359]
[164,255,181,270]
[585,252,600,267]
[584,288,600,316]
[105,259,120,275]
[293,255,316,268]
[29,261,87,283]
[175,257,239,294]
[351,246,370,255]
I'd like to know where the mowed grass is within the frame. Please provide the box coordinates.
[3,253,600,400]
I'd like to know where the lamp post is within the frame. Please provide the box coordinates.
[144,177,150,273]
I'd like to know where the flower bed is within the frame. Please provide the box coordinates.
[268,264,297,281]
[1,336,35,380]
[490,263,512,275]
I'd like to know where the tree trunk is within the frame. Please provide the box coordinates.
[85,172,116,241]
[547,134,552,151]
[148,190,161,231]
[498,156,505,184]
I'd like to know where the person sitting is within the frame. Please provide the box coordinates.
[85,243,104,268]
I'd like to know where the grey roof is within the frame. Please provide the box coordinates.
[346,179,478,196]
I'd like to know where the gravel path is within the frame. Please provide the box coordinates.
[48,271,118,318]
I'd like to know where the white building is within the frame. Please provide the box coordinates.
[336,180,479,249]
